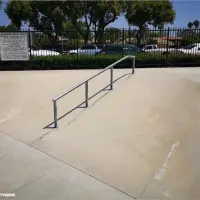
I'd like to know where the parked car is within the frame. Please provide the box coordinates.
[68,44,101,55]
[178,43,200,55]
[96,44,141,55]
[42,44,68,54]
[30,46,60,56]
[30,49,60,56]
[141,44,177,55]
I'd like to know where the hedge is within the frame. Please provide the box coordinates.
[31,53,200,68]
[1,53,200,70]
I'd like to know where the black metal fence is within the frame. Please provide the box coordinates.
[1,28,200,69]
[27,28,200,49]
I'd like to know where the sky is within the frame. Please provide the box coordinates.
[0,1,200,29]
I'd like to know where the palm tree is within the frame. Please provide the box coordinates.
[187,22,193,29]
[193,20,199,29]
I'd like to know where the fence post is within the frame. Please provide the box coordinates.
[132,56,135,74]
[61,32,63,53]
[110,66,113,90]
[77,31,79,61]
[166,27,170,63]
[122,28,125,57]
[85,81,88,107]
[53,100,58,128]
[28,29,32,60]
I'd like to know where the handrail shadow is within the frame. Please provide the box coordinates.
[44,72,132,129]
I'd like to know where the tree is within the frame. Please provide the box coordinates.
[62,20,88,40]
[90,0,123,44]
[176,27,200,47]
[0,24,19,31]
[6,1,92,44]
[148,30,160,38]
[62,20,93,46]
[60,1,93,44]
[151,1,175,28]
[124,1,175,46]
[5,1,66,45]
[103,27,121,43]
[0,0,2,9]
[193,20,199,29]
[61,0,123,44]
[187,22,193,29]
[5,0,123,45]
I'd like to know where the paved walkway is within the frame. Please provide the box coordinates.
[0,68,200,200]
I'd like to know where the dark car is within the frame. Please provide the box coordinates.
[96,44,141,55]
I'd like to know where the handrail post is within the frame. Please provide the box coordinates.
[53,100,58,128]
[132,56,135,74]
[85,81,88,107]
[110,66,113,90]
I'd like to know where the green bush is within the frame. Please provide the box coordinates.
[181,35,200,46]
[31,53,200,68]
[1,53,200,70]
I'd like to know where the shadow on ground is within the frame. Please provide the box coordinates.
[44,73,132,129]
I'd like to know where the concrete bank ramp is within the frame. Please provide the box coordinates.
[1,69,200,199]
[31,68,200,200]
[0,70,125,143]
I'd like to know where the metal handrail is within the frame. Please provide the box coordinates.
[52,55,135,128]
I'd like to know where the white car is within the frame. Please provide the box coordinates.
[142,44,186,55]
[142,44,175,53]
[178,43,200,55]
[68,44,101,55]
[30,48,60,56]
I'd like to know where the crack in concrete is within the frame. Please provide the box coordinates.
[0,130,137,199]
[154,141,180,180]
[65,90,110,127]
[30,129,55,146]
[12,163,65,194]
[0,110,22,125]
[139,133,188,199]
[0,154,9,160]
[30,91,111,145]
[139,181,149,199]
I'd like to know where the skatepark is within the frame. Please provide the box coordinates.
[0,67,200,200]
